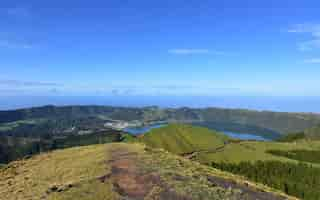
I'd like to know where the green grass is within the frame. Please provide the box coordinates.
[267,149,320,164]
[138,124,229,154]
[120,133,137,143]
[137,124,320,166]
[196,140,320,164]
[277,132,306,142]
[0,143,294,200]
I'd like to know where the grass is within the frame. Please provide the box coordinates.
[196,140,320,166]
[0,142,295,200]
[0,144,119,200]
[136,124,320,165]
[267,149,320,164]
[130,143,295,200]
[137,124,320,166]
[138,124,229,154]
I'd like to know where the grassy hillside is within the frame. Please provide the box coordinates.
[279,124,320,142]
[138,124,229,154]
[136,124,320,199]
[137,124,320,165]
[195,140,320,165]
[0,143,293,200]
[304,124,320,139]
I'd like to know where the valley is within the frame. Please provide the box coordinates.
[1,105,320,199]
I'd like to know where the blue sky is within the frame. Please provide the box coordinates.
[1,0,320,97]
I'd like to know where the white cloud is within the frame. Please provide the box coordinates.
[304,58,320,64]
[288,23,320,51]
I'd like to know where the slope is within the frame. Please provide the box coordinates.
[138,124,229,155]
[0,143,294,200]
[278,124,320,142]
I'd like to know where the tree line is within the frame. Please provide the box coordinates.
[211,160,320,200]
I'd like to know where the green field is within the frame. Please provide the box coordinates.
[138,124,320,165]
[196,140,320,165]
[138,124,229,155]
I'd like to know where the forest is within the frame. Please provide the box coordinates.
[0,130,122,164]
[211,160,320,200]
[267,149,320,164]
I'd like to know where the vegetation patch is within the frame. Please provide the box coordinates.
[211,160,320,200]
[267,149,320,164]
[193,140,320,164]
[0,144,118,200]
[138,124,229,155]
[277,132,306,142]
[0,130,122,164]
[0,143,292,200]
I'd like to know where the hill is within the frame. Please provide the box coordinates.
[0,143,293,200]
[278,124,320,142]
[1,105,320,136]
[304,124,320,139]
[138,124,229,155]
[137,124,320,199]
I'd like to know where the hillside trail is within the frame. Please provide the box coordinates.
[101,145,190,200]
[101,145,288,200]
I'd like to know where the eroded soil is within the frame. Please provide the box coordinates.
[102,145,288,200]
[102,147,190,200]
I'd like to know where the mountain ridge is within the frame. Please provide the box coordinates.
[1,105,320,135]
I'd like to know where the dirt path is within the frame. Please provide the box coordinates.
[101,146,190,200]
[101,145,288,200]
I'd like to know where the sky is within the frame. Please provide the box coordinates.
[1,0,320,98]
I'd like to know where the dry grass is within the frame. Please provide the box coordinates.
[0,144,118,200]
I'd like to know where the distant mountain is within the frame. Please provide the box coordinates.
[1,105,320,135]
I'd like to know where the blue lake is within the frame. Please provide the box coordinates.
[222,131,271,141]
[123,124,166,135]
[124,124,272,141]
